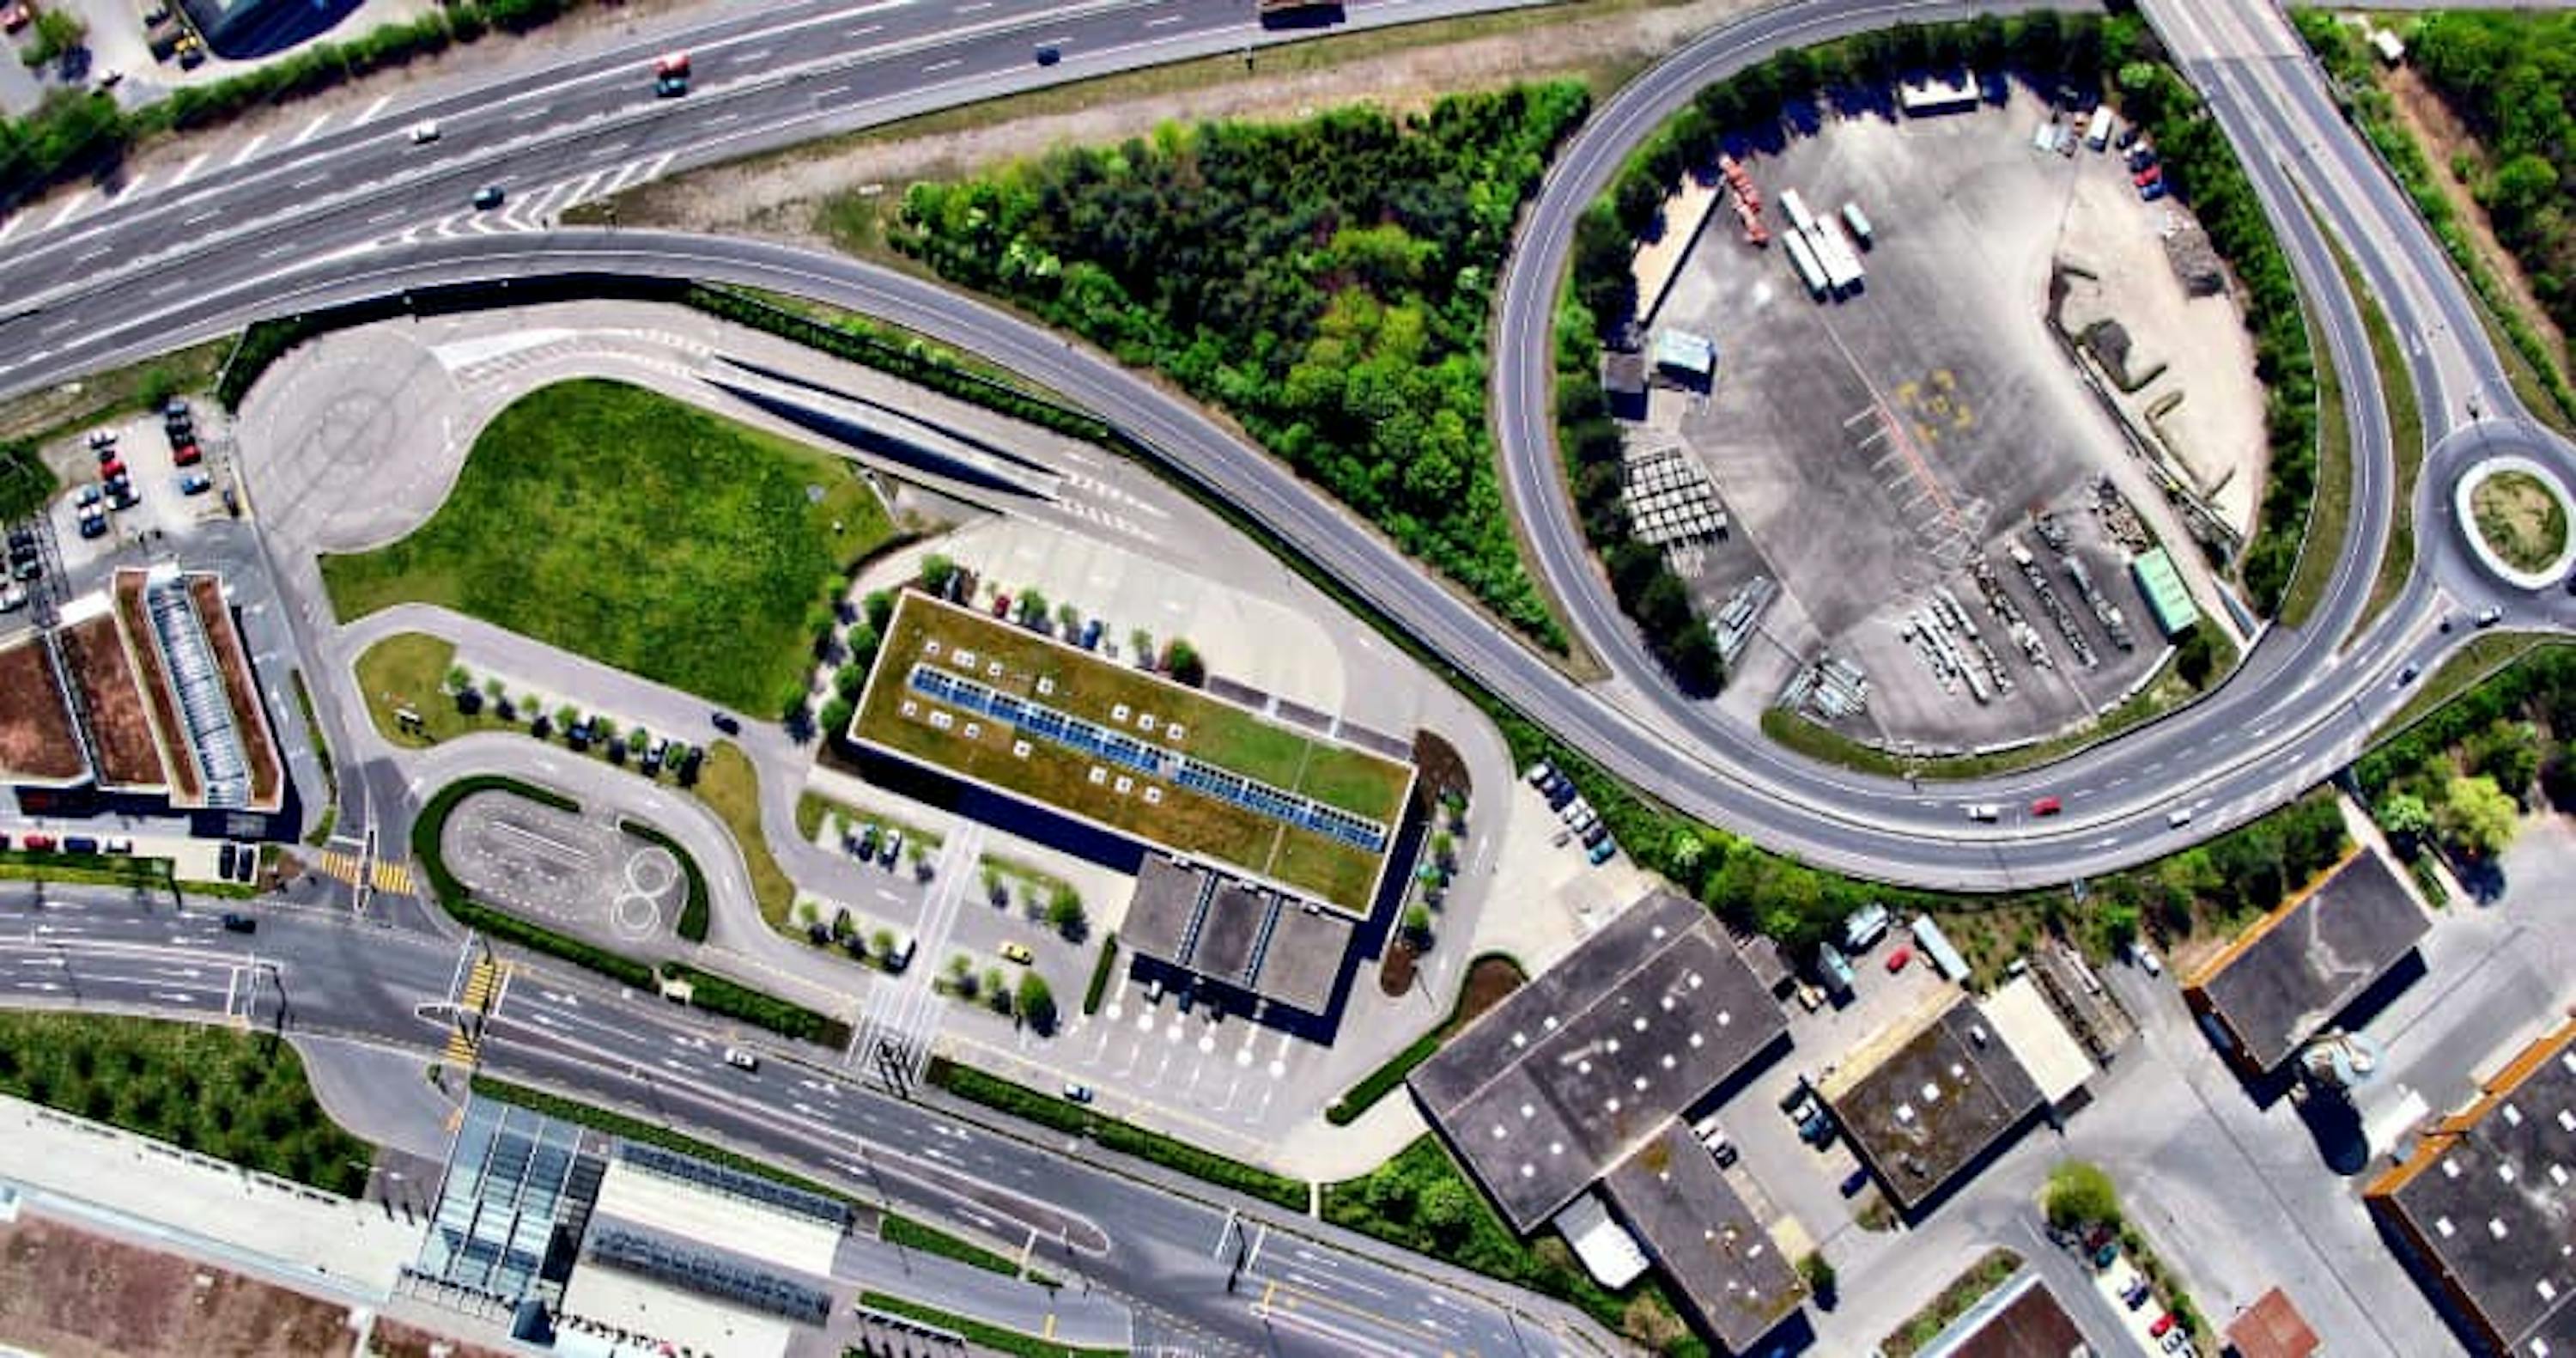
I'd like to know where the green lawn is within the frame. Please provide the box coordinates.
[321,379,893,713]
[0,1014,374,1195]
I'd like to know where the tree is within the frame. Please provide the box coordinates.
[920,554,957,594]
[1017,973,1058,1034]
[1056,602,1082,636]
[1401,903,1434,950]
[1015,589,1050,629]
[817,696,854,741]
[946,953,977,999]
[554,703,580,733]
[1799,1253,1838,1307]
[2044,1160,2122,1230]
[445,665,471,693]
[1128,628,1155,667]
[2377,791,2434,842]
[483,676,507,700]
[23,9,86,67]
[2439,775,2521,856]
[830,907,854,941]
[1417,1178,1473,1246]
[1430,831,1455,873]
[2098,900,2141,946]
[982,966,1012,1013]
[2467,718,2543,794]
[1165,638,1206,687]
[1047,886,1086,939]
[872,929,900,965]
[864,590,896,635]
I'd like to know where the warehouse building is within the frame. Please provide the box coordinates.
[2182,847,2427,1076]
[1598,1121,1807,1354]
[1122,855,1356,1019]
[1820,993,2050,1215]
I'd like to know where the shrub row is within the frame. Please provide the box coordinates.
[879,1212,1048,1283]
[617,818,710,943]
[2354,643,2576,797]
[659,965,853,1050]
[926,1057,1306,1210]
[856,1292,1121,1358]
[1323,951,1522,1127]
[1078,932,1120,1016]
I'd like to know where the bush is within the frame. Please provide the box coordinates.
[1080,934,1121,1015]
[927,1058,1305,1209]
[2044,1160,2122,1230]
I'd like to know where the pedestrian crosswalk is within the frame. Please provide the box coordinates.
[442,955,508,1067]
[311,850,416,897]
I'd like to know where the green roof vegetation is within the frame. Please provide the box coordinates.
[320,378,895,714]
[854,593,1407,910]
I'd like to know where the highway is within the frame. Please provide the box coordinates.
[0,886,1601,1356]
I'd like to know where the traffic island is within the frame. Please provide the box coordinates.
[2456,456,2576,588]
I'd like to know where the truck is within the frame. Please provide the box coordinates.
[1807,220,1865,295]
[1783,230,1829,299]
[1840,201,1874,247]
[2086,106,2115,151]
[1779,187,1817,234]
[1257,0,1340,18]
[1816,941,1856,999]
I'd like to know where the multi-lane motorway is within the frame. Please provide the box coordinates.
[8,0,2572,889]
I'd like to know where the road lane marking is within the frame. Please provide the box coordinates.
[923,57,960,72]
[844,22,879,38]
[291,113,331,146]
[291,173,328,191]
[356,94,391,125]
[228,134,269,167]
[1145,12,1181,24]
[182,208,221,226]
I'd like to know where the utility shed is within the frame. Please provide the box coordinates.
[1899,71,1979,117]
[2129,547,2200,639]
[2182,847,2428,1075]
[1654,329,1717,383]
[2224,1287,2321,1358]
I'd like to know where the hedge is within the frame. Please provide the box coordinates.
[659,964,853,1050]
[1322,951,1522,1127]
[857,1292,1122,1358]
[411,776,659,987]
[927,1057,1305,1210]
[1079,933,1120,1016]
[617,818,709,943]
[880,1212,1053,1285]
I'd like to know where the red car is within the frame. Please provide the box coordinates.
[99,457,125,480]
[1,4,32,35]
[655,51,690,77]
[20,834,53,852]
[2031,795,2063,817]
[991,593,1011,618]
[2134,165,2163,188]
[1885,947,1912,973]
[2150,1314,2175,1338]
[173,442,202,466]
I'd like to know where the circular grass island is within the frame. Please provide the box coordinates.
[2457,457,2576,588]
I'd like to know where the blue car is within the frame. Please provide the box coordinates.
[1587,837,1617,865]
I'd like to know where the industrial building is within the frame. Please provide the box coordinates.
[0,630,90,787]
[1820,992,2060,1215]
[1121,855,1356,1019]
[2366,1016,2576,1356]
[1911,1271,2086,1358]
[2182,847,2428,1075]
[2224,1288,2322,1358]
[1408,890,1789,1233]
[1599,1121,1807,1354]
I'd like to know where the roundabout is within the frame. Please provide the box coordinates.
[2455,454,2576,591]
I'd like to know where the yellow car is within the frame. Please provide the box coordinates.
[1000,942,1035,965]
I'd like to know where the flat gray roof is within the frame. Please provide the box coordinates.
[1119,856,1352,1015]
[2186,849,2427,1072]
[1601,1121,1804,1352]
[1827,996,2044,1211]
[2373,1024,2576,1356]
[1410,892,1788,1232]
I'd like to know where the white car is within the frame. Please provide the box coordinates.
[408,119,440,144]
[2127,941,2163,977]
[722,1046,758,1072]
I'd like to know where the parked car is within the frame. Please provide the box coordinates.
[2150,1313,2176,1339]
[1797,1109,1837,1146]
[101,837,132,855]
[86,429,115,450]
[1522,761,1555,789]
[1838,1166,1873,1197]
[221,913,257,934]
[2477,606,2503,627]
[2141,180,2169,202]
[1064,1082,1095,1104]
[1585,837,1617,866]
[0,583,24,612]
[1000,941,1035,965]
[179,471,213,496]
[710,709,742,734]
[1884,946,1913,973]
[62,836,98,855]
[218,842,239,880]
[78,510,107,539]
[991,592,1012,618]
[880,829,904,867]
[173,442,202,466]
[2128,941,2164,977]
[20,834,52,852]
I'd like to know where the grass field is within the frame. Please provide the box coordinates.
[854,593,1408,910]
[0,1014,372,1195]
[320,380,893,714]
[697,742,796,926]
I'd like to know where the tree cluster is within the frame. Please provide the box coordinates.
[2358,644,2576,861]
[890,86,1595,649]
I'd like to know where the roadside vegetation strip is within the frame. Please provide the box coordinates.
[698,742,797,926]
[2293,12,2576,435]
[1880,1248,2024,1358]
[1322,1136,1694,1349]
[1078,933,1120,1016]
[290,669,342,846]
[617,819,710,944]
[658,965,852,1050]
[878,1211,1054,1286]
[319,377,894,716]
[2330,227,2424,634]
[854,1292,1121,1358]
[0,848,179,897]
[0,1013,373,1196]
[1325,953,1526,1127]
[875,83,1592,652]
[2355,636,2571,798]
[2276,201,2358,631]
[925,1057,1305,1211]
[468,1075,857,1205]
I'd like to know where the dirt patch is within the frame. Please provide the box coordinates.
[2472,470,2568,571]
[0,1215,356,1358]
[1453,954,1527,1027]
[58,612,163,789]
[605,0,1773,245]
[368,1318,516,1358]
[1379,939,1419,996]
[2382,64,2572,377]
[0,635,87,782]
[190,575,283,808]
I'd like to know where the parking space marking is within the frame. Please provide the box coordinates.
[168,153,209,188]
[0,215,18,247]
[228,135,269,167]
[356,94,391,125]
[291,114,331,147]
[46,193,88,231]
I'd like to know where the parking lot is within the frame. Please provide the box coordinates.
[42,402,240,573]
[1652,86,2218,749]
[1049,971,1328,1138]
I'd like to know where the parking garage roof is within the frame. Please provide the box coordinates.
[1410,891,1786,1232]
[1823,994,2044,1212]
[2183,848,2427,1073]
[1600,1120,1805,1353]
